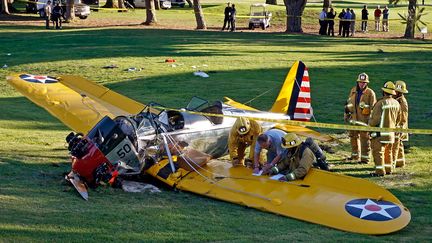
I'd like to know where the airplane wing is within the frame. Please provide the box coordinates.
[6,74,145,134]
[149,159,411,235]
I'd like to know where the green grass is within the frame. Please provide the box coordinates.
[1,5,432,242]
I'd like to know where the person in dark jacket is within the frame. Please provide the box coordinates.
[327,8,336,36]
[229,4,236,32]
[361,5,369,32]
[52,1,62,29]
[338,9,346,36]
[221,2,232,31]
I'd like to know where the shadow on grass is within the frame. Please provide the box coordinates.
[0,97,68,131]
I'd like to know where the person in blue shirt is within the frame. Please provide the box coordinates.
[342,8,352,37]
[253,129,287,174]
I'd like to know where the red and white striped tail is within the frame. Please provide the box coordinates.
[293,68,313,121]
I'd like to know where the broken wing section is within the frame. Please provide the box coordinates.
[6,74,145,133]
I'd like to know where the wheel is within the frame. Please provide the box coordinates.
[260,23,266,30]
[79,16,88,19]
[249,23,253,30]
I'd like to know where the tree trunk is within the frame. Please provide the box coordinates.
[103,0,119,8]
[404,0,416,38]
[266,0,277,5]
[144,0,157,25]
[1,0,10,14]
[193,0,206,29]
[154,0,159,10]
[65,0,75,22]
[323,0,331,9]
[118,0,126,10]
[284,0,307,32]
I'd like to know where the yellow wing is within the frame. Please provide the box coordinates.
[148,159,411,235]
[7,74,145,133]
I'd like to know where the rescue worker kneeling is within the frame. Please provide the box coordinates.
[228,117,262,167]
[262,133,316,181]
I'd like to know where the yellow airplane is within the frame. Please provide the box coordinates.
[6,61,410,235]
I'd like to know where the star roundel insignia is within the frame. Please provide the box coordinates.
[345,198,401,221]
[19,74,58,84]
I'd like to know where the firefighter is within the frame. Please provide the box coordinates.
[264,133,315,181]
[345,73,377,164]
[228,117,262,167]
[392,80,409,167]
[253,129,287,174]
[369,81,400,176]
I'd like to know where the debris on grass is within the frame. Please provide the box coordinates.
[103,64,118,69]
[2,64,8,68]
[193,71,209,78]
[121,180,161,193]
[125,67,142,72]
[165,58,176,63]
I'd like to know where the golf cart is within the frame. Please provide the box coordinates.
[248,3,272,30]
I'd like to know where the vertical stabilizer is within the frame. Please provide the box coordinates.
[270,61,313,121]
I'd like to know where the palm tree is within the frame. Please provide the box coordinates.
[144,0,157,25]
[1,0,10,14]
[193,0,206,29]
[391,0,428,38]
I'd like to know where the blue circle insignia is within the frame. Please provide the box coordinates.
[20,74,58,84]
[345,198,402,221]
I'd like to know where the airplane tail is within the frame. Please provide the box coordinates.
[270,61,313,121]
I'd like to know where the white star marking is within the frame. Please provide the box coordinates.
[346,199,399,219]
[23,75,57,84]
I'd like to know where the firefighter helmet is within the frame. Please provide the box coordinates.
[236,117,251,135]
[356,73,369,83]
[395,80,408,94]
[281,133,302,149]
[382,81,396,95]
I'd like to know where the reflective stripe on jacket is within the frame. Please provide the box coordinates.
[369,96,400,143]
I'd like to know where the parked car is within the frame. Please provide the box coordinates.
[28,0,91,19]
[170,0,185,8]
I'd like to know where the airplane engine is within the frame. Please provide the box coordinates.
[66,116,142,186]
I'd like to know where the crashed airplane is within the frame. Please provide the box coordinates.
[7,61,411,235]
